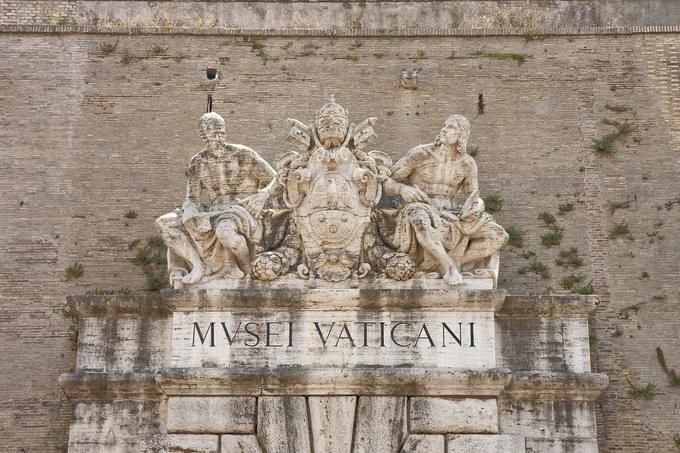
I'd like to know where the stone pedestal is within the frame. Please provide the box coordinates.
[60,284,607,452]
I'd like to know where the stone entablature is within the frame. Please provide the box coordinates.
[4,0,680,31]
[60,289,606,452]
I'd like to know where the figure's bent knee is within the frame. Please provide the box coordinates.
[407,208,432,231]
[156,212,179,231]
[215,220,242,248]
[499,229,510,248]
[487,226,509,250]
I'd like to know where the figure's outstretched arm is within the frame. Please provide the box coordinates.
[384,147,429,203]
[239,150,281,218]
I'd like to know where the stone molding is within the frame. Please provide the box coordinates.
[503,371,609,401]
[59,371,161,400]
[4,24,680,37]
[68,287,508,315]
[68,290,597,317]
[59,369,608,401]
[155,367,514,397]
[67,293,169,317]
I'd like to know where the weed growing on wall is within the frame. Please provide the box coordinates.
[148,45,168,56]
[97,40,119,55]
[560,273,584,290]
[556,247,583,268]
[592,119,633,155]
[576,281,594,295]
[541,228,563,247]
[539,211,557,226]
[609,222,631,239]
[506,226,524,247]
[608,200,631,215]
[483,194,502,214]
[558,202,574,215]
[65,262,84,280]
[131,237,168,291]
[628,383,656,399]
[519,258,551,279]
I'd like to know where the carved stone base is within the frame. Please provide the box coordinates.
[60,289,606,452]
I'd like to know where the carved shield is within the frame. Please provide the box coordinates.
[302,172,361,248]
[293,152,375,280]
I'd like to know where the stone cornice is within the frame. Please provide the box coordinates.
[498,295,598,318]
[59,372,162,400]
[68,287,507,316]
[155,367,513,397]
[59,368,608,401]
[503,371,609,401]
[67,293,170,317]
[3,24,680,37]
[67,290,597,317]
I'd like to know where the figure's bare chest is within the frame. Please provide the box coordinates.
[411,158,467,189]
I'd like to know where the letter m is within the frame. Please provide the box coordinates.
[192,322,215,347]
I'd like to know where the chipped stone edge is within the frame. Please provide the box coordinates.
[502,371,609,401]
[67,288,507,316]
[3,24,680,37]
[154,367,514,397]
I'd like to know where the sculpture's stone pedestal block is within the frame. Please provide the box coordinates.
[60,286,607,452]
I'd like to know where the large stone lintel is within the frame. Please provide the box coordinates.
[503,371,609,401]
[155,367,513,397]
[68,286,507,316]
[59,371,162,400]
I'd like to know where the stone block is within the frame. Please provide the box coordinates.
[167,397,255,434]
[167,435,219,453]
[410,397,498,433]
[353,396,408,453]
[220,435,263,452]
[257,397,311,453]
[69,400,161,452]
[500,400,597,439]
[446,434,525,452]
[401,434,445,453]
[309,396,356,453]
[496,318,590,373]
[525,438,598,453]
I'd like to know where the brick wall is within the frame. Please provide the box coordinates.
[1,26,680,452]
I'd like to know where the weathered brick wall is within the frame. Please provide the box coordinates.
[1,25,680,453]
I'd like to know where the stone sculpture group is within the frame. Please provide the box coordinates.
[156,97,508,289]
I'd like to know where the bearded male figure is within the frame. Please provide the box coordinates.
[383,114,508,286]
[156,112,276,288]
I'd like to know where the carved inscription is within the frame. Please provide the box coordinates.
[172,311,495,369]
